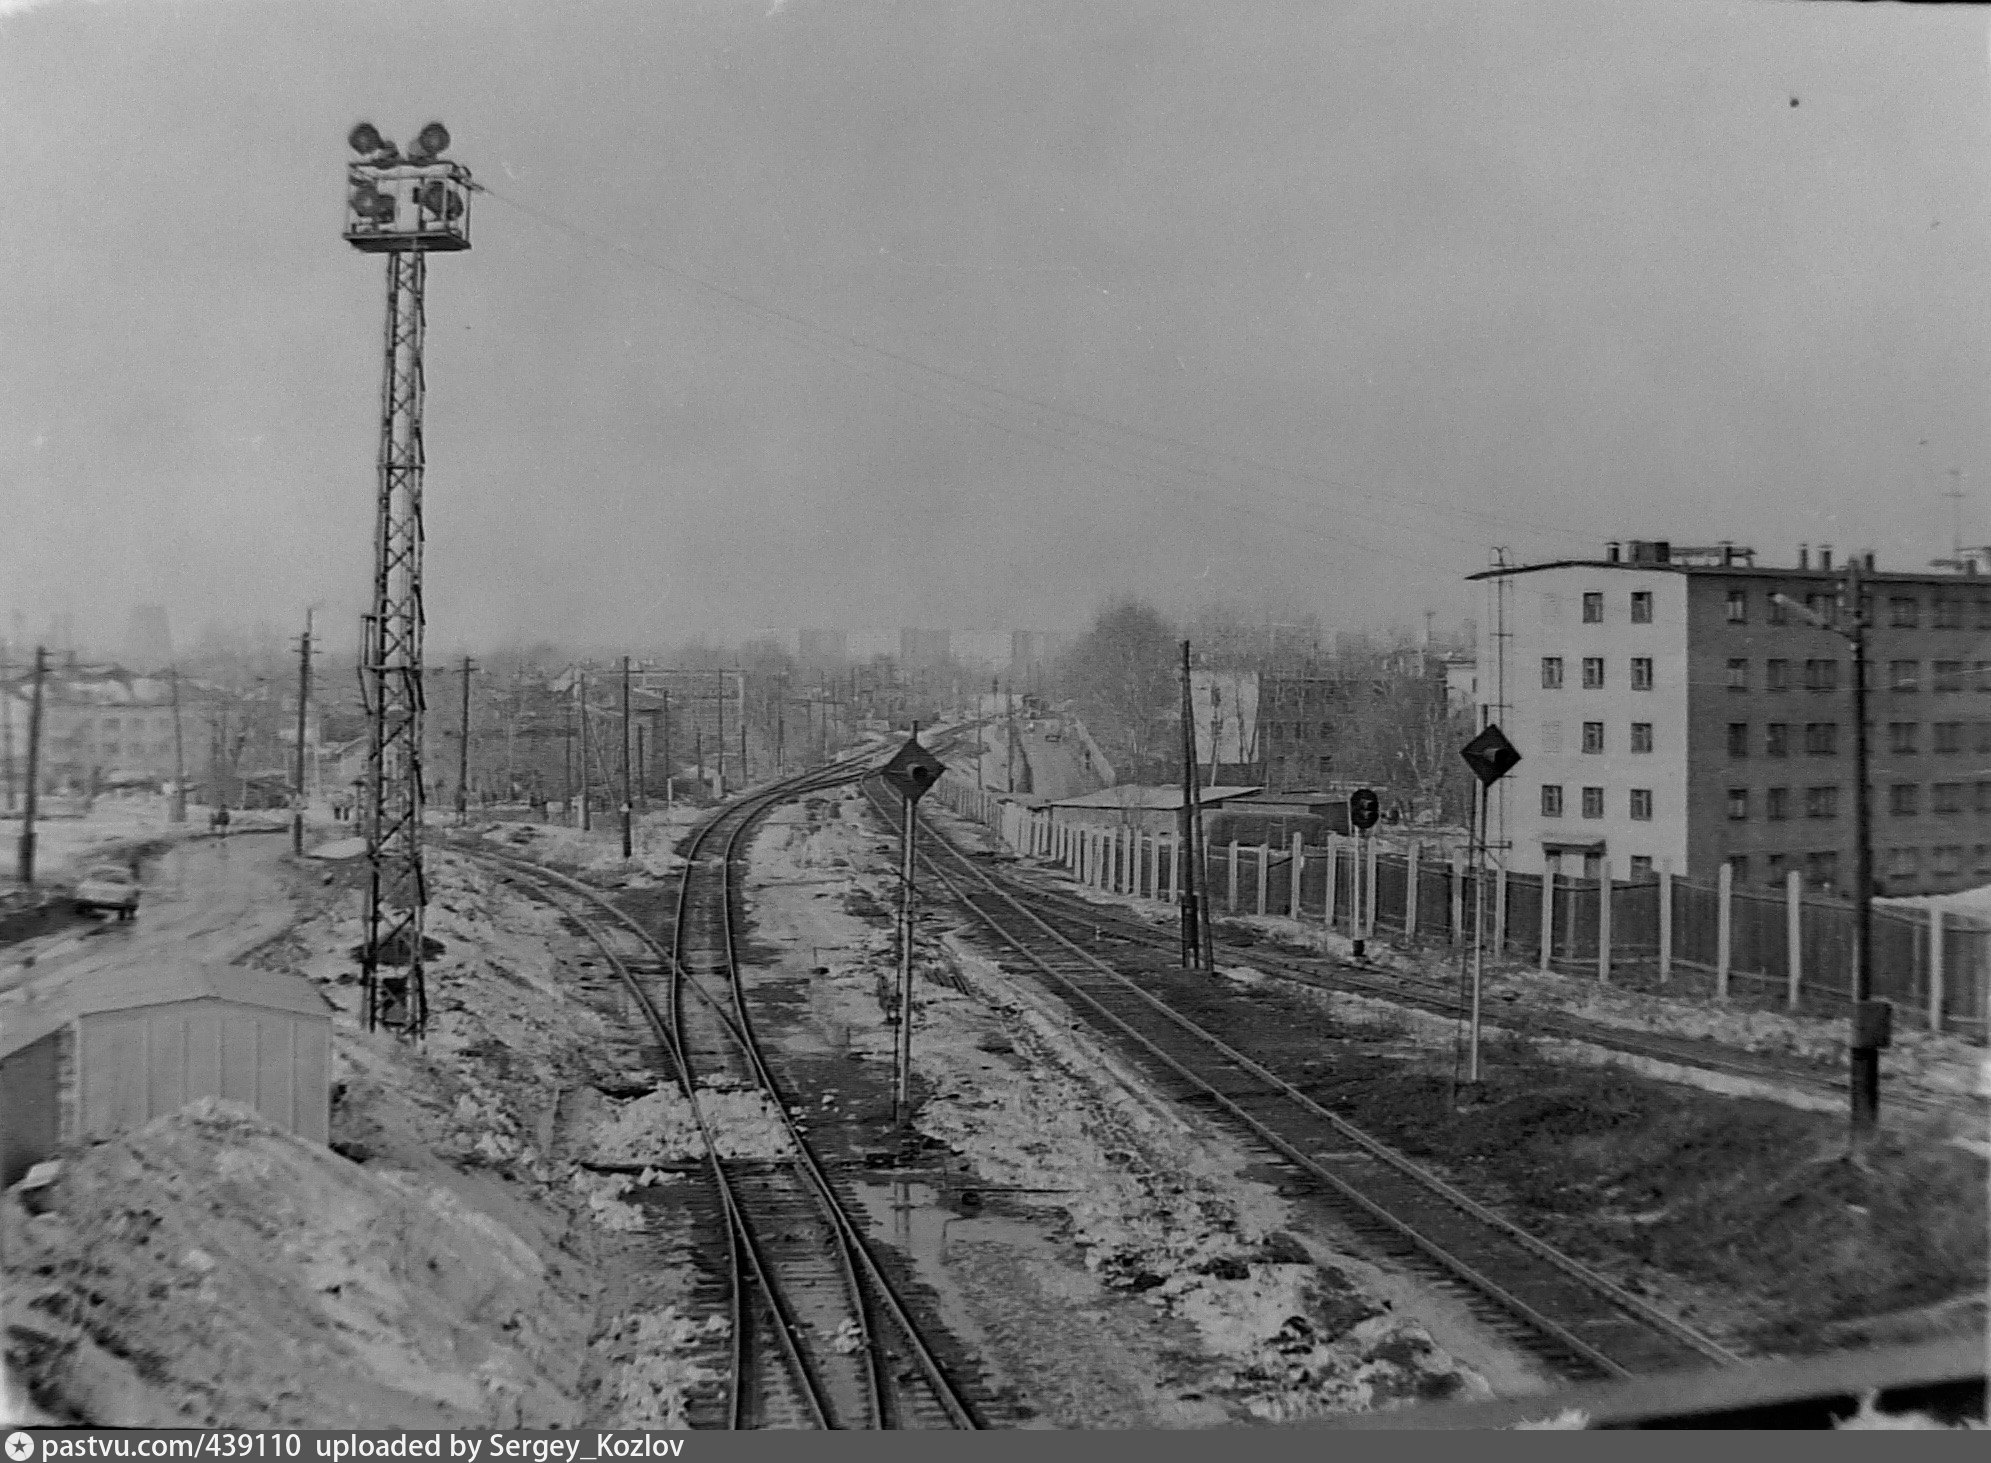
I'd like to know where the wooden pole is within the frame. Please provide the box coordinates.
[16,647,46,885]
[293,612,314,854]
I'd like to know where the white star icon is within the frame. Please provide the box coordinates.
[7,1432,36,1462]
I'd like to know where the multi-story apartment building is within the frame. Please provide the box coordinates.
[1472,539,1991,895]
[0,663,181,794]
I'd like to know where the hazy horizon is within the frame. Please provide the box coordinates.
[6,0,1988,663]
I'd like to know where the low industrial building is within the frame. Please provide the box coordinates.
[1045,784,1261,838]
[0,960,333,1185]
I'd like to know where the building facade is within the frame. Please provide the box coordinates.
[1473,539,1991,895]
[1,663,182,795]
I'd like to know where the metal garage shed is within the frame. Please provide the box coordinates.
[1,960,332,1186]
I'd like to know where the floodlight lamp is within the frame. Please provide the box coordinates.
[412,122,451,160]
[349,122,386,156]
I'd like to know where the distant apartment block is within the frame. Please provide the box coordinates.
[1472,539,1991,895]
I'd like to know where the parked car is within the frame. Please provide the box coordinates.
[74,865,141,920]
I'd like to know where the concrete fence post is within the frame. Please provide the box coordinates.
[1716,861,1733,1001]
[1494,862,1508,955]
[1930,907,1946,1034]
[1290,833,1304,918]
[1597,867,1612,984]
[1449,849,1464,945]
[1405,842,1420,940]
[1324,838,1339,928]
[1658,861,1673,985]
[1167,833,1180,904]
[1539,862,1555,973]
[1256,842,1270,916]
[1228,841,1240,913]
[1785,869,1804,1010]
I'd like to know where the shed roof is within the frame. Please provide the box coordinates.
[0,959,333,1061]
[1049,785,1260,812]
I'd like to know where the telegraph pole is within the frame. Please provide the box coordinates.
[660,690,672,805]
[2,648,15,815]
[577,669,592,832]
[16,648,47,886]
[714,670,726,797]
[292,612,314,854]
[452,657,475,825]
[1177,641,1207,968]
[168,667,186,823]
[620,655,633,860]
[562,693,575,824]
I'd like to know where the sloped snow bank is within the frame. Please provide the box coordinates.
[3,1099,588,1428]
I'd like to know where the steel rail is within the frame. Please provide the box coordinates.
[456,846,830,1428]
[458,752,977,1429]
[867,779,1743,1380]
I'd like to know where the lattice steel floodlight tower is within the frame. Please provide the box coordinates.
[344,120,472,1035]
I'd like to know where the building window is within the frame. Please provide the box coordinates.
[1765,723,1789,757]
[1726,658,1749,690]
[1630,722,1653,753]
[1541,720,1563,754]
[1582,721,1604,754]
[1767,787,1790,821]
[1730,853,1751,884]
[1889,660,1920,693]
[1803,722,1838,755]
[1630,657,1653,691]
[1888,847,1921,879]
[1890,783,1920,817]
[1766,659,1788,692]
[1935,722,1964,754]
[1935,660,1965,693]
[1889,722,1919,755]
[1804,785,1839,819]
[1629,788,1652,821]
[1979,596,1991,631]
[1935,597,1964,630]
[1934,845,1963,876]
[1629,855,1653,880]
[1768,594,1789,626]
[1976,782,1991,816]
[1541,785,1563,818]
[103,742,120,757]
[1631,591,1653,624]
[1806,593,1833,623]
[1727,723,1749,757]
[1804,659,1840,691]
[1581,786,1604,818]
[103,717,120,732]
[1979,723,1991,756]
[1319,757,1332,779]
[1727,787,1749,820]
[1934,782,1964,815]
[1541,656,1564,690]
[1582,591,1603,623]
[1975,661,1991,693]
[1890,595,1921,628]
[1725,589,1746,623]
[1767,852,1788,886]
[1805,850,1839,892]
[1582,657,1604,689]
[1976,844,1991,875]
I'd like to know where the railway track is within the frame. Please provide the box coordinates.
[864,778,1744,1384]
[455,758,979,1430]
[952,843,1985,1128]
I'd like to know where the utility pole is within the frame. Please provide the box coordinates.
[620,655,633,860]
[168,667,186,823]
[660,690,672,805]
[2,648,15,815]
[1005,683,1017,792]
[16,648,47,886]
[293,612,314,854]
[563,692,574,824]
[776,675,785,775]
[577,669,592,832]
[738,669,747,786]
[636,723,648,811]
[455,657,476,825]
[715,669,726,797]
[1177,641,1209,968]
[1776,567,1885,1153]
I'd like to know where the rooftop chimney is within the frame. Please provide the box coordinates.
[1865,552,1876,571]
[1654,541,1671,563]
[1798,544,1810,570]
[1820,545,1834,572]
[1720,539,1734,567]
[1606,541,1621,564]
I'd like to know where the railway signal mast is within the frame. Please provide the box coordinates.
[344,120,473,1035]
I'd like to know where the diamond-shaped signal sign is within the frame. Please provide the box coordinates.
[1460,723,1522,788]
[881,736,946,803]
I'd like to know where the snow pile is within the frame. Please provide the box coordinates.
[602,1308,727,1427]
[589,1080,794,1165]
[3,1099,588,1428]
[478,810,695,883]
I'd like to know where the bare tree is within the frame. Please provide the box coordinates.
[1057,598,1179,782]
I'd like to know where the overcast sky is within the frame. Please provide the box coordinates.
[4,0,1989,658]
